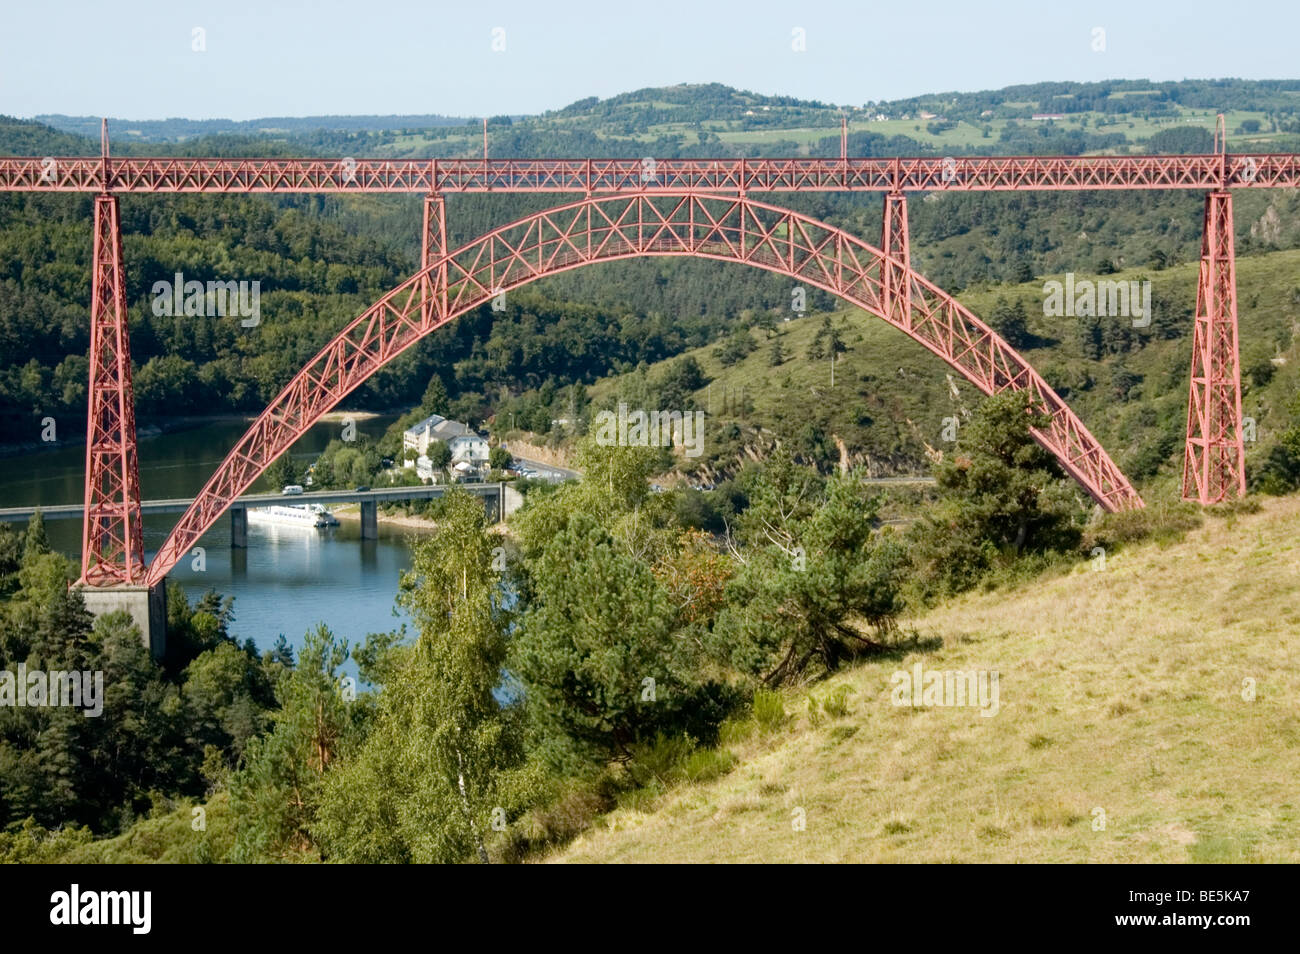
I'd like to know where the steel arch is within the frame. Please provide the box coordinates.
[145,191,1142,585]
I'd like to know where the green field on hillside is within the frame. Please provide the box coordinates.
[350,103,1286,158]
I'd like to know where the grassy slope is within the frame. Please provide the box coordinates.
[551,494,1300,863]
[589,292,955,473]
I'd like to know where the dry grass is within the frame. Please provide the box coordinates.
[550,494,1300,863]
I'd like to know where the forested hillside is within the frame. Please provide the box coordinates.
[569,246,1300,496]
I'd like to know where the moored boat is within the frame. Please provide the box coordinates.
[248,504,339,528]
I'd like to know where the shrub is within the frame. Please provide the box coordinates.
[628,732,698,787]
[626,733,737,789]
[718,716,756,746]
[752,689,787,733]
[821,685,854,719]
[1082,500,1202,551]
[678,748,737,785]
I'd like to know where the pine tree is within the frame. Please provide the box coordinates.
[769,337,787,367]
[421,374,449,415]
[709,449,906,684]
[988,295,1032,349]
[806,316,846,379]
[228,624,353,860]
[806,317,830,360]
[513,512,681,762]
[908,390,1085,598]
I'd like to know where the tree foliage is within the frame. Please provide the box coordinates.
[0,518,273,835]
[228,624,356,861]
[908,391,1086,599]
[315,491,532,862]
[710,450,908,684]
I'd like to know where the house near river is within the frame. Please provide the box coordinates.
[402,413,490,481]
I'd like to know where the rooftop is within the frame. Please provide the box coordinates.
[404,413,473,442]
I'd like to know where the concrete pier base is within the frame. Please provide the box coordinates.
[77,582,167,658]
[501,482,523,520]
[360,499,377,540]
[231,506,247,548]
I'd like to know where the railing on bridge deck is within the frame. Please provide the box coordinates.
[0,154,1295,194]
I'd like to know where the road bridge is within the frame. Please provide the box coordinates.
[0,482,511,543]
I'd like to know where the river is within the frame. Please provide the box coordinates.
[0,415,419,658]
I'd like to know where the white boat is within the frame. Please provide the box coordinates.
[248,504,339,528]
[307,503,340,526]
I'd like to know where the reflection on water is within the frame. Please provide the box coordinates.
[168,519,416,660]
[0,416,417,658]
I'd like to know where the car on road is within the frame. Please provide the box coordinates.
[281,484,304,495]
[354,485,370,492]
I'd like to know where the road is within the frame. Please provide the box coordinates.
[511,456,580,482]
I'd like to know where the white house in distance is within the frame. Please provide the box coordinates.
[403,413,490,481]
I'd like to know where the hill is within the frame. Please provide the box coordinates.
[577,245,1300,493]
[18,77,1300,159]
[33,114,473,143]
[549,493,1300,863]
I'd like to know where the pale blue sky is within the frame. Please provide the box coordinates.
[2,0,1298,120]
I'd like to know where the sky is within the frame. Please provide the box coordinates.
[2,0,1299,121]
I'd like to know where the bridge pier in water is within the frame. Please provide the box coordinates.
[77,581,167,659]
[360,499,377,540]
[230,506,247,548]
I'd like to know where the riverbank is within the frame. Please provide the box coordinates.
[0,409,389,459]
[330,502,441,531]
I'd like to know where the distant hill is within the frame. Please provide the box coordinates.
[0,116,98,155]
[34,113,475,143]
[14,77,1300,158]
